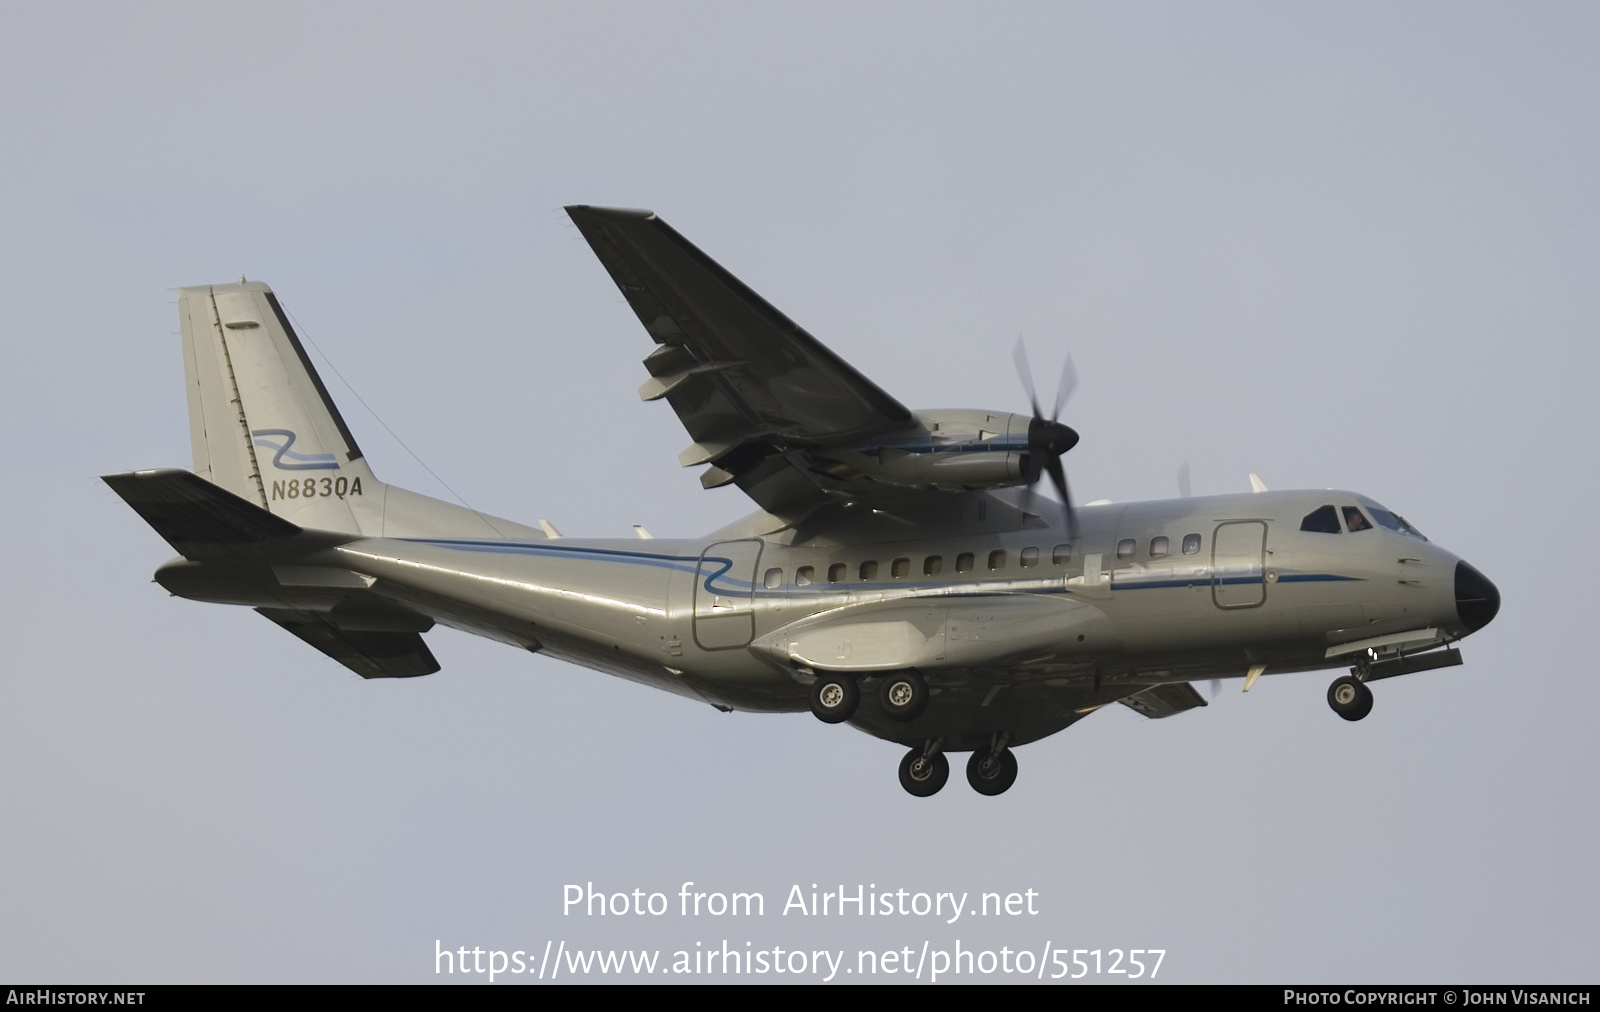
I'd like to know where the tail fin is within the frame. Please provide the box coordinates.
[178,282,540,539]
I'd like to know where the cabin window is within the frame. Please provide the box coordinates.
[1343,506,1373,532]
[1300,505,1341,533]
[956,552,975,573]
[924,555,944,576]
[1116,538,1136,559]
[763,568,783,589]
[860,560,879,580]
[1052,544,1072,565]
[795,566,815,586]
[988,549,1007,571]
[828,562,846,583]
[1182,533,1201,555]
[891,557,910,578]
[1020,546,1040,568]
[1150,536,1169,558]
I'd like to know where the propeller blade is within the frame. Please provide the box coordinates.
[1051,354,1077,421]
[1044,455,1077,537]
[1016,481,1035,522]
[1013,338,1081,537]
[1178,461,1192,499]
[1012,336,1043,419]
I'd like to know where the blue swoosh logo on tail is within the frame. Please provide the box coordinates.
[250,429,339,471]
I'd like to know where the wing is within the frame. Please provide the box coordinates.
[566,205,921,516]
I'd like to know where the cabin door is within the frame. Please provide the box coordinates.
[694,540,762,649]
[1212,521,1267,609]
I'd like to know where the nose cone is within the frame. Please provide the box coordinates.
[1028,417,1080,455]
[1455,561,1501,633]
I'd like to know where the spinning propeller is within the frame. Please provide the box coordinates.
[1012,337,1081,535]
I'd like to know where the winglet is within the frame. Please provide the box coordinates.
[1248,473,1269,493]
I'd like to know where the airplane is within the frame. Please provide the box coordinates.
[104,205,1501,797]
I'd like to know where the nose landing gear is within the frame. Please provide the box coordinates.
[1327,674,1374,721]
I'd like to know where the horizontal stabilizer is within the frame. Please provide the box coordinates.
[1119,681,1209,719]
[104,468,304,555]
[256,607,439,678]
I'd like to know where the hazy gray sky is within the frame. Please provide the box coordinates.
[2,2,1594,983]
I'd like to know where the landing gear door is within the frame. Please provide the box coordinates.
[1212,521,1267,609]
[694,540,762,649]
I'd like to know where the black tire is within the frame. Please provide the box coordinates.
[810,674,859,723]
[1327,675,1374,721]
[966,747,1019,796]
[878,670,929,722]
[898,748,949,797]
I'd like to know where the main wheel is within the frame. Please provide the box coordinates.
[898,748,949,797]
[878,670,929,722]
[1327,675,1374,721]
[810,674,859,723]
[966,747,1019,796]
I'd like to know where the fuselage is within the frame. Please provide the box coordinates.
[208,487,1497,750]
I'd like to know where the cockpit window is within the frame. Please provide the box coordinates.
[1300,505,1341,533]
[1343,506,1373,532]
[1369,508,1427,540]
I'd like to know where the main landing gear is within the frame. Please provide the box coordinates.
[898,743,949,797]
[1327,674,1374,721]
[810,674,859,723]
[878,670,929,721]
[898,735,1019,797]
[967,734,1018,796]
[809,670,929,724]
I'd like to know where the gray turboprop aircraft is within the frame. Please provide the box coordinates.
[106,206,1500,797]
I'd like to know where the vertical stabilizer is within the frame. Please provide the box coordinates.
[180,281,379,533]
[178,281,541,539]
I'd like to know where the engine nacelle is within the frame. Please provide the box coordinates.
[820,408,1034,491]
[869,446,1027,489]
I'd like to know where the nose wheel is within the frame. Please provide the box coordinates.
[810,674,859,723]
[898,744,949,797]
[1327,675,1374,721]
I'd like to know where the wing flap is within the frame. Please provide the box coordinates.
[256,607,440,679]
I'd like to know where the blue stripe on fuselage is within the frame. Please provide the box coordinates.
[407,538,1362,599]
